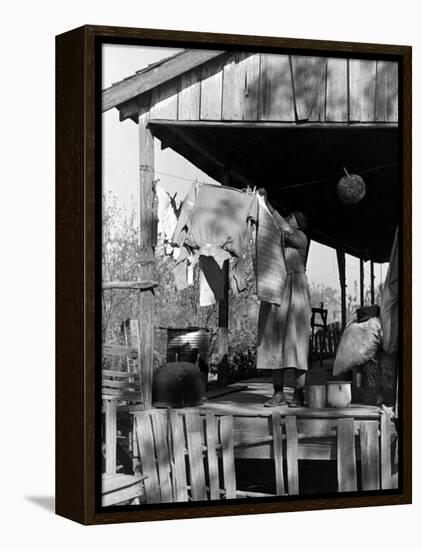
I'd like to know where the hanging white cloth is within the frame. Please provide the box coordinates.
[380,227,399,354]
[156,183,178,256]
[199,268,216,306]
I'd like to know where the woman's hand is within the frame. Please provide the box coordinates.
[257,188,268,201]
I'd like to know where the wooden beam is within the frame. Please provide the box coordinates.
[336,247,347,330]
[102,49,224,112]
[102,280,158,291]
[138,108,156,409]
[148,119,398,130]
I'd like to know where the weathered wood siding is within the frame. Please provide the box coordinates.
[126,53,398,123]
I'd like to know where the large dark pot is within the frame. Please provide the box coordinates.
[152,362,205,408]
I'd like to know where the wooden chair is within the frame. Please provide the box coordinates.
[310,305,328,365]
[134,410,301,503]
[102,473,148,506]
[338,412,398,491]
[102,356,142,474]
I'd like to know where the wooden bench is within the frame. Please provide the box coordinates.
[133,409,397,501]
[134,409,301,503]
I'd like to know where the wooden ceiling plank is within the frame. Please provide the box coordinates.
[259,54,295,121]
[243,53,261,121]
[326,58,348,122]
[222,52,247,121]
[291,56,328,121]
[178,67,201,120]
[349,59,377,122]
[200,55,226,120]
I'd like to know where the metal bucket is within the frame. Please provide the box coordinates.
[327,381,352,408]
[306,384,327,409]
[166,327,210,364]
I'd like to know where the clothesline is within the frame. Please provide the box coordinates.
[153,162,398,193]
[154,169,210,185]
[281,162,398,191]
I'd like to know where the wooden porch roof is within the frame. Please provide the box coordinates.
[150,120,398,262]
[102,49,400,261]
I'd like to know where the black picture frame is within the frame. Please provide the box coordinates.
[56,25,412,525]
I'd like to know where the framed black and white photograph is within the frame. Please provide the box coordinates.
[56,25,412,525]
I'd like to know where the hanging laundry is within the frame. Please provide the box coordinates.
[199,267,216,307]
[380,227,399,354]
[156,183,179,256]
[171,183,258,302]
[254,195,287,306]
[172,252,198,291]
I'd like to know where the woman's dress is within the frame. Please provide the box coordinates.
[257,227,312,371]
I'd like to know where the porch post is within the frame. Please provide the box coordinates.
[138,104,156,409]
[217,260,229,387]
[360,258,365,307]
[370,260,375,305]
[217,166,231,387]
[336,246,347,330]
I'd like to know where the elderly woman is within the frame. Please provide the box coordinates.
[257,190,312,408]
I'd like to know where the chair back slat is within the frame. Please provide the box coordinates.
[103,343,138,358]
[205,414,220,500]
[135,414,161,503]
[150,412,174,503]
[102,369,140,379]
[102,389,141,401]
[271,412,286,495]
[285,416,299,495]
[104,401,117,474]
[337,418,357,492]
[169,410,189,502]
[360,420,380,490]
[220,415,236,499]
[102,379,140,390]
[380,411,395,489]
[185,412,208,501]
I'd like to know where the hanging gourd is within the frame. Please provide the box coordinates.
[337,167,366,205]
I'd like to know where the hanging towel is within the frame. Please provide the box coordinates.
[254,195,287,306]
[171,183,257,300]
[199,267,217,306]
